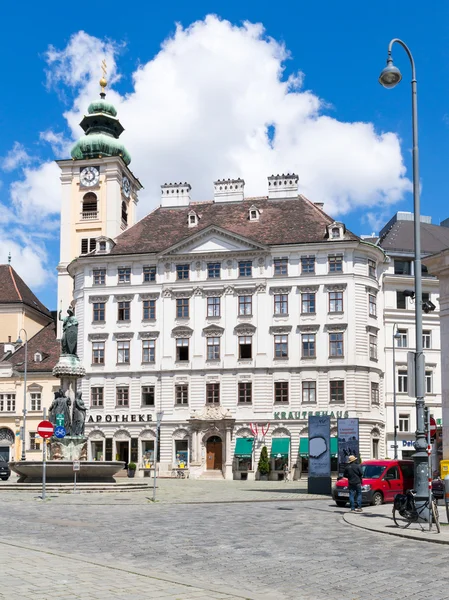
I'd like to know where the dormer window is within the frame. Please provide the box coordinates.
[248,205,261,221]
[188,210,199,228]
[95,237,114,254]
[99,241,106,252]
[34,352,42,362]
[327,221,345,240]
[331,227,340,239]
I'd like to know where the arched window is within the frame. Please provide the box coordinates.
[34,352,42,362]
[121,201,128,225]
[82,193,98,219]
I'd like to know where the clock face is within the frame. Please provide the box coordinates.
[122,176,131,198]
[80,167,100,187]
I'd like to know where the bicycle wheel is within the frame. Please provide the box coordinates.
[432,500,441,534]
[393,508,412,529]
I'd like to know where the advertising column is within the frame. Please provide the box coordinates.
[337,418,359,478]
[307,415,331,495]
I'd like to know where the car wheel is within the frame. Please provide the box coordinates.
[335,501,347,507]
[371,491,383,506]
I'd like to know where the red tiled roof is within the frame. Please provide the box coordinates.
[0,265,52,318]
[7,323,60,373]
[110,196,359,255]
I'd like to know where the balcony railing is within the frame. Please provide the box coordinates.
[81,211,99,220]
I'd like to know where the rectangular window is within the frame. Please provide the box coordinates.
[238,382,252,404]
[396,329,407,348]
[90,239,96,252]
[301,256,315,274]
[142,386,155,407]
[398,370,408,393]
[143,266,156,282]
[426,371,433,394]
[91,387,104,407]
[0,393,15,412]
[274,335,288,359]
[81,238,89,255]
[372,438,379,459]
[118,267,131,284]
[394,260,411,275]
[329,291,343,312]
[274,294,288,315]
[207,337,220,360]
[328,255,343,273]
[175,384,189,405]
[92,342,105,364]
[274,381,289,404]
[396,291,407,309]
[143,299,156,320]
[368,259,376,278]
[117,341,130,364]
[302,381,316,403]
[301,293,316,314]
[239,261,252,277]
[118,301,130,321]
[207,296,220,317]
[207,262,221,279]
[423,330,431,349]
[369,294,377,317]
[30,392,41,411]
[142,339,155,363]
[371,382,380,405]
[329,332,344,357]
[30,432,40,451]
[238,295,252,316]
[239,336,252,359]
[301,334,316,358]
[93,269,106,285]
[330,380,345,403]
[274,257,288,276]
[93,302,105,322]
[399,414,410,433]
[176,298,189,319]
[369,334,378,360]
[206,383,220,405]
[176,264,190,280]
[116,387,129,407]
[176,338,189,362]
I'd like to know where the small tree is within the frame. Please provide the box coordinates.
[258,446,271,476]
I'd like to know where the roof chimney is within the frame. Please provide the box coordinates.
[213,178,245,203]
[314,202,324,210]
[268,173,299,200]
[161,182,191,208]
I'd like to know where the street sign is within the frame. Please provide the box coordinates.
[73,461,80,471]
[430,417,437,440]
[37,420,54,439]
[156,411,164,426]
[56,414,64,426]
[54,426,66,439]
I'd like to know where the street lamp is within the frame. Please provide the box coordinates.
[392,325,402,460]
[16,329,28,462]
[379,39,428,511]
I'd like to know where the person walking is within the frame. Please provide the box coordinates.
[344,455,363,512]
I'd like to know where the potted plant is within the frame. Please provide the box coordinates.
[127,462,137,478]
[257,446,271,481]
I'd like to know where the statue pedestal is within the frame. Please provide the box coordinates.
[49,436,87,461]
[52,354,85,379]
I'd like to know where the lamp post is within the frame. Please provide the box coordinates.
[16,329,28,462]
[392,325,402,460]
[379,39,428,512]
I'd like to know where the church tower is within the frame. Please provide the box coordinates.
[56,67,142,335]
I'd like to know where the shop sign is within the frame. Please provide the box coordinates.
[273,410,349,421]
[87,414,153,423]
[401,440,415,448]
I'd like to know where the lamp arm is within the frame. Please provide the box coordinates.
[387,38,416,81]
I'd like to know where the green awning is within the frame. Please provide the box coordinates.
[299,438,309,457]
[271,437,290,457]
[330,437,338,457]
[234,437,254,457]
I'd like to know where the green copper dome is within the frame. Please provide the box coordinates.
[87,99,117,117]
[71,133,131,165]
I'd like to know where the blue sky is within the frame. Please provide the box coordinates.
[1,1,448,309]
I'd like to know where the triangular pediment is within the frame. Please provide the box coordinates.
[159,225,268,257]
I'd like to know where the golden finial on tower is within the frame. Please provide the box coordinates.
[100,59,107,96]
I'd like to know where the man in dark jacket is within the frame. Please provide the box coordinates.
[343,455,363,512]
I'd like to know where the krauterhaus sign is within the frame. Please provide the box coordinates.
[273,410,349,420]
[87,414,153,423]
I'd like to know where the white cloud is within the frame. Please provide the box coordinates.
[0,235,53,290]
[9,161,60,224]
[2,142,32,172]
[39,130,70,158]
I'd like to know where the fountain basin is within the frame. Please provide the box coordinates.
[9,461,126,483]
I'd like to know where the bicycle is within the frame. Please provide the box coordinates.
[393,489,440,533]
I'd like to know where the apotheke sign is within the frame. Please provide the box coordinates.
[273,410,349,421]
[88,414,153,423]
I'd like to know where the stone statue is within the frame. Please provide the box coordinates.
[72,391,87,437]
[59,307,78,356]
[49,389,72,435]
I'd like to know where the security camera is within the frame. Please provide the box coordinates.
[403,290,415,298]
[423,300,436,313]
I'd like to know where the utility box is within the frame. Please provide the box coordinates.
[441,460,449,479]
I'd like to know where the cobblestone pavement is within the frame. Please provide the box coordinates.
[2,486,449,600]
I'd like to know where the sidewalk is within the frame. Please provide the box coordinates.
[343,501,449,544]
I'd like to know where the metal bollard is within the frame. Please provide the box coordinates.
[444,475,449,523]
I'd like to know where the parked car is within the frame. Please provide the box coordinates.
[0,456,10,481]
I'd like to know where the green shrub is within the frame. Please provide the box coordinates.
[258,446,271,475]
[128,462,137,470]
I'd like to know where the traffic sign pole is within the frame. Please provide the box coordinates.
[42,409,48,500]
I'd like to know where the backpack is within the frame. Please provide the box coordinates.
[394,493,412,516]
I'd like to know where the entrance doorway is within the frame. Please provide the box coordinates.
[0,447,9,462]
[206,436,222,470]
[91,441,104,461]
[116,441,129,467]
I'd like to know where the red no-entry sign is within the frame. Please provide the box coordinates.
[430,417,437,439]
[37,420,54,439]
